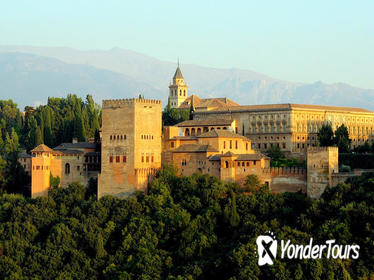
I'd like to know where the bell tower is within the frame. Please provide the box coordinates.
[169,62,188,108]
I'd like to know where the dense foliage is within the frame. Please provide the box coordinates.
[0,167,373,279]
[265,146,305,168]
[162,100,192,126]
[318,123,351,152]
[0,95,101,152]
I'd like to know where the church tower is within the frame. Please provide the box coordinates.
[169,63,188,108]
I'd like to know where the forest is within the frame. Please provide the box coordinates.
[0,166,373,279]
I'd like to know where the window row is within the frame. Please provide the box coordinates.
[237,161,257,167]
[251,125,287,133]
[32,165,49,171]
[141,134,154,140]
[141,154,154,163]
[171,89,186,97]
[110,135,127,141]
[257,143,287,150]
[109,155,127,163]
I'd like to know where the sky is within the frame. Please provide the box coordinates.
[1,0,373,88]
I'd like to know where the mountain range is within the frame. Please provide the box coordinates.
[0,45,373,111]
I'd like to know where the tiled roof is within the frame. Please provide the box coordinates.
[18,151,31,158]
[54,142,97,150]
[176,118,234,127]
[173,66,184,79]
[55,149,84,155]
[173,144,218,153]
[178,94,239,109]
[235,153,269,160]
[196,103,373,114]
[31,144,53,153]
[209,153,269,161]
[198,130,247,139]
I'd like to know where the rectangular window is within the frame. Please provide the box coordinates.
[282,143,286,149]
[146,156,149,163]
[230,140,232,149]
[253,161,256,165]
[235,141,238,149]
[224,141,226,149]
[116,156,120,162]
[171,142,175,148]
[110,156,113,163]
[123,155,127,163]
[151,156,154,163]
[77,166,80,171]
[141,156,144,163]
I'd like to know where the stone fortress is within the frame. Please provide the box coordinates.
[20,65,374,199]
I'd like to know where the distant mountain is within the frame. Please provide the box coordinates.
[0,52,161,108]
[0,46,374,110]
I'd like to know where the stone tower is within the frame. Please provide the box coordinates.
[169,63,188,108]
[307,146,339,199]
[98,97,162,198]
[30,144,55,198]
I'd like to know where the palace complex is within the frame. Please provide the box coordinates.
[21,65,374,199]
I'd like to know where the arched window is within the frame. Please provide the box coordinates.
[197,128,201,135]
[65,163,70,174]
[185,128,190,136]
[225,161,229,168]
[191,128,196,136]
[184,90,186,96]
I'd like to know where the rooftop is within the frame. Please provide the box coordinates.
[31,144,54,153]
[173,144,218,153]
[176,118,234,127]
[178,94,239,109]
[198,130,248,139]
[54,142,97,150]
[195,103,373,114]
[209,152,268,161]
[173,66,184,80]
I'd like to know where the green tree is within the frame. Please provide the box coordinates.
[244,174,261,192]
[334,124,351,153]
[318,122,334,146]
[36,126,43,146]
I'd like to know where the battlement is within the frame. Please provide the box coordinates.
[262,166,306,175]
[307,146,338,153]
[103,98,161,107]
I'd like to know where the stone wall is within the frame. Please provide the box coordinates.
[307,146,339,199]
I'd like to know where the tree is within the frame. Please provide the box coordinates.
[266,146,285,161]
[36,126,43,146]
[318,122,334,146]
[244,174,261,192]
[334,124,351,153]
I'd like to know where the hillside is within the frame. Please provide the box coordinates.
[0,46,374,110]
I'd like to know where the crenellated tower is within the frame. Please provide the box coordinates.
[169,63,188,108]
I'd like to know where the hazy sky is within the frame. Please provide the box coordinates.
[1,0,373,88]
